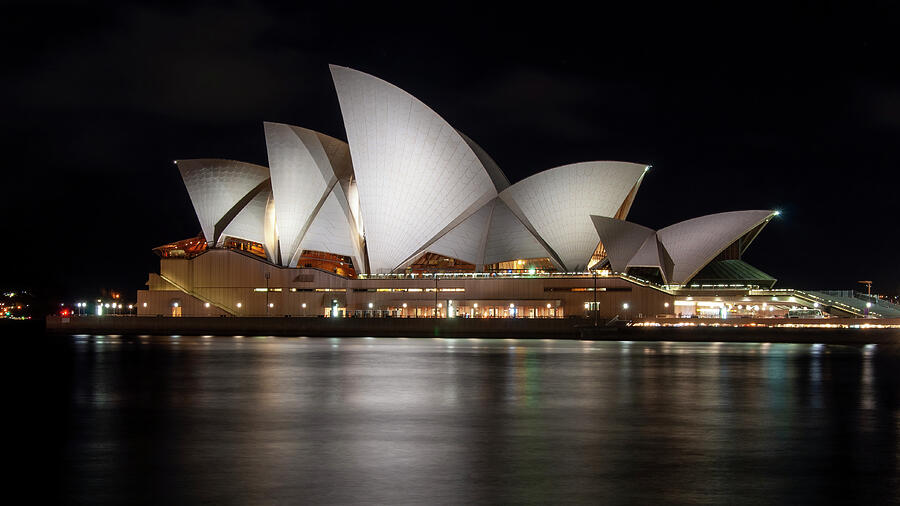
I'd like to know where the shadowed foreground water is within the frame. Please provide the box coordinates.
[47,336,899,504]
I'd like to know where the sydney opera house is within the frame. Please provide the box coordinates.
[137,65,785,319]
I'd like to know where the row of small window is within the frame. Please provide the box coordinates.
[542,287,633,292]
[352,288,465,293]
[253,288,467,293]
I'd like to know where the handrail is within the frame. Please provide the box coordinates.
[357,270,676,294]
[157,273,236,316]
[751,288,885,318]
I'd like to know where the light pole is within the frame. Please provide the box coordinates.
[434,271,439,318]
[593,269,598,327]
[265,272,270,316]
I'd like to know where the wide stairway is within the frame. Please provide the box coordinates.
[802,290,900,318]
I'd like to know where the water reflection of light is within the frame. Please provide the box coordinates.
[861,346,875,411]
[809,345,823,408]
[863,343,877,358]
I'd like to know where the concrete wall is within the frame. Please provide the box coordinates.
[140,249,675,319]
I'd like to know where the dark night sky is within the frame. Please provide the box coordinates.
[2,1,899,302]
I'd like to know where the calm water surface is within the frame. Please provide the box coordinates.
[41,336,900,504]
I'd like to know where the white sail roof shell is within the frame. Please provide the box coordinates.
[627,235,674,282]
[263,122,354,266]
[427,201,495,265]
[590,210,775,284]
[657,210,776,284]
[330,64,499,273]
[298,188,365,271]
[218,185,275,258]
[176,159,270,244]
[590,216,656,272]
[483,199,552,266]
[500,162,648,271]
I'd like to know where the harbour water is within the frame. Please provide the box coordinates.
[32,335,900,504]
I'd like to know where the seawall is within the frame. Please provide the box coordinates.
[44,316,900,343]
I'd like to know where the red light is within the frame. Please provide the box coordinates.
[60,309,70,316]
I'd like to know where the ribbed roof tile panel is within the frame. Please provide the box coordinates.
[628,234,664,268]
[264,122,351,266]
[220,186,272,248]
[483,199,551,265]
[330,65,498,273]
[590,216,656,272]
[298,189,359,262]
[176,159,270,243]
[500,161,647,271]
[457,131,510,192]
[657,210,776,284]
[428,201,494,264]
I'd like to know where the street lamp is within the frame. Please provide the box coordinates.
[265,272,271,316]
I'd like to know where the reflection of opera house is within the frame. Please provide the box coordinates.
[139,65,787,320]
